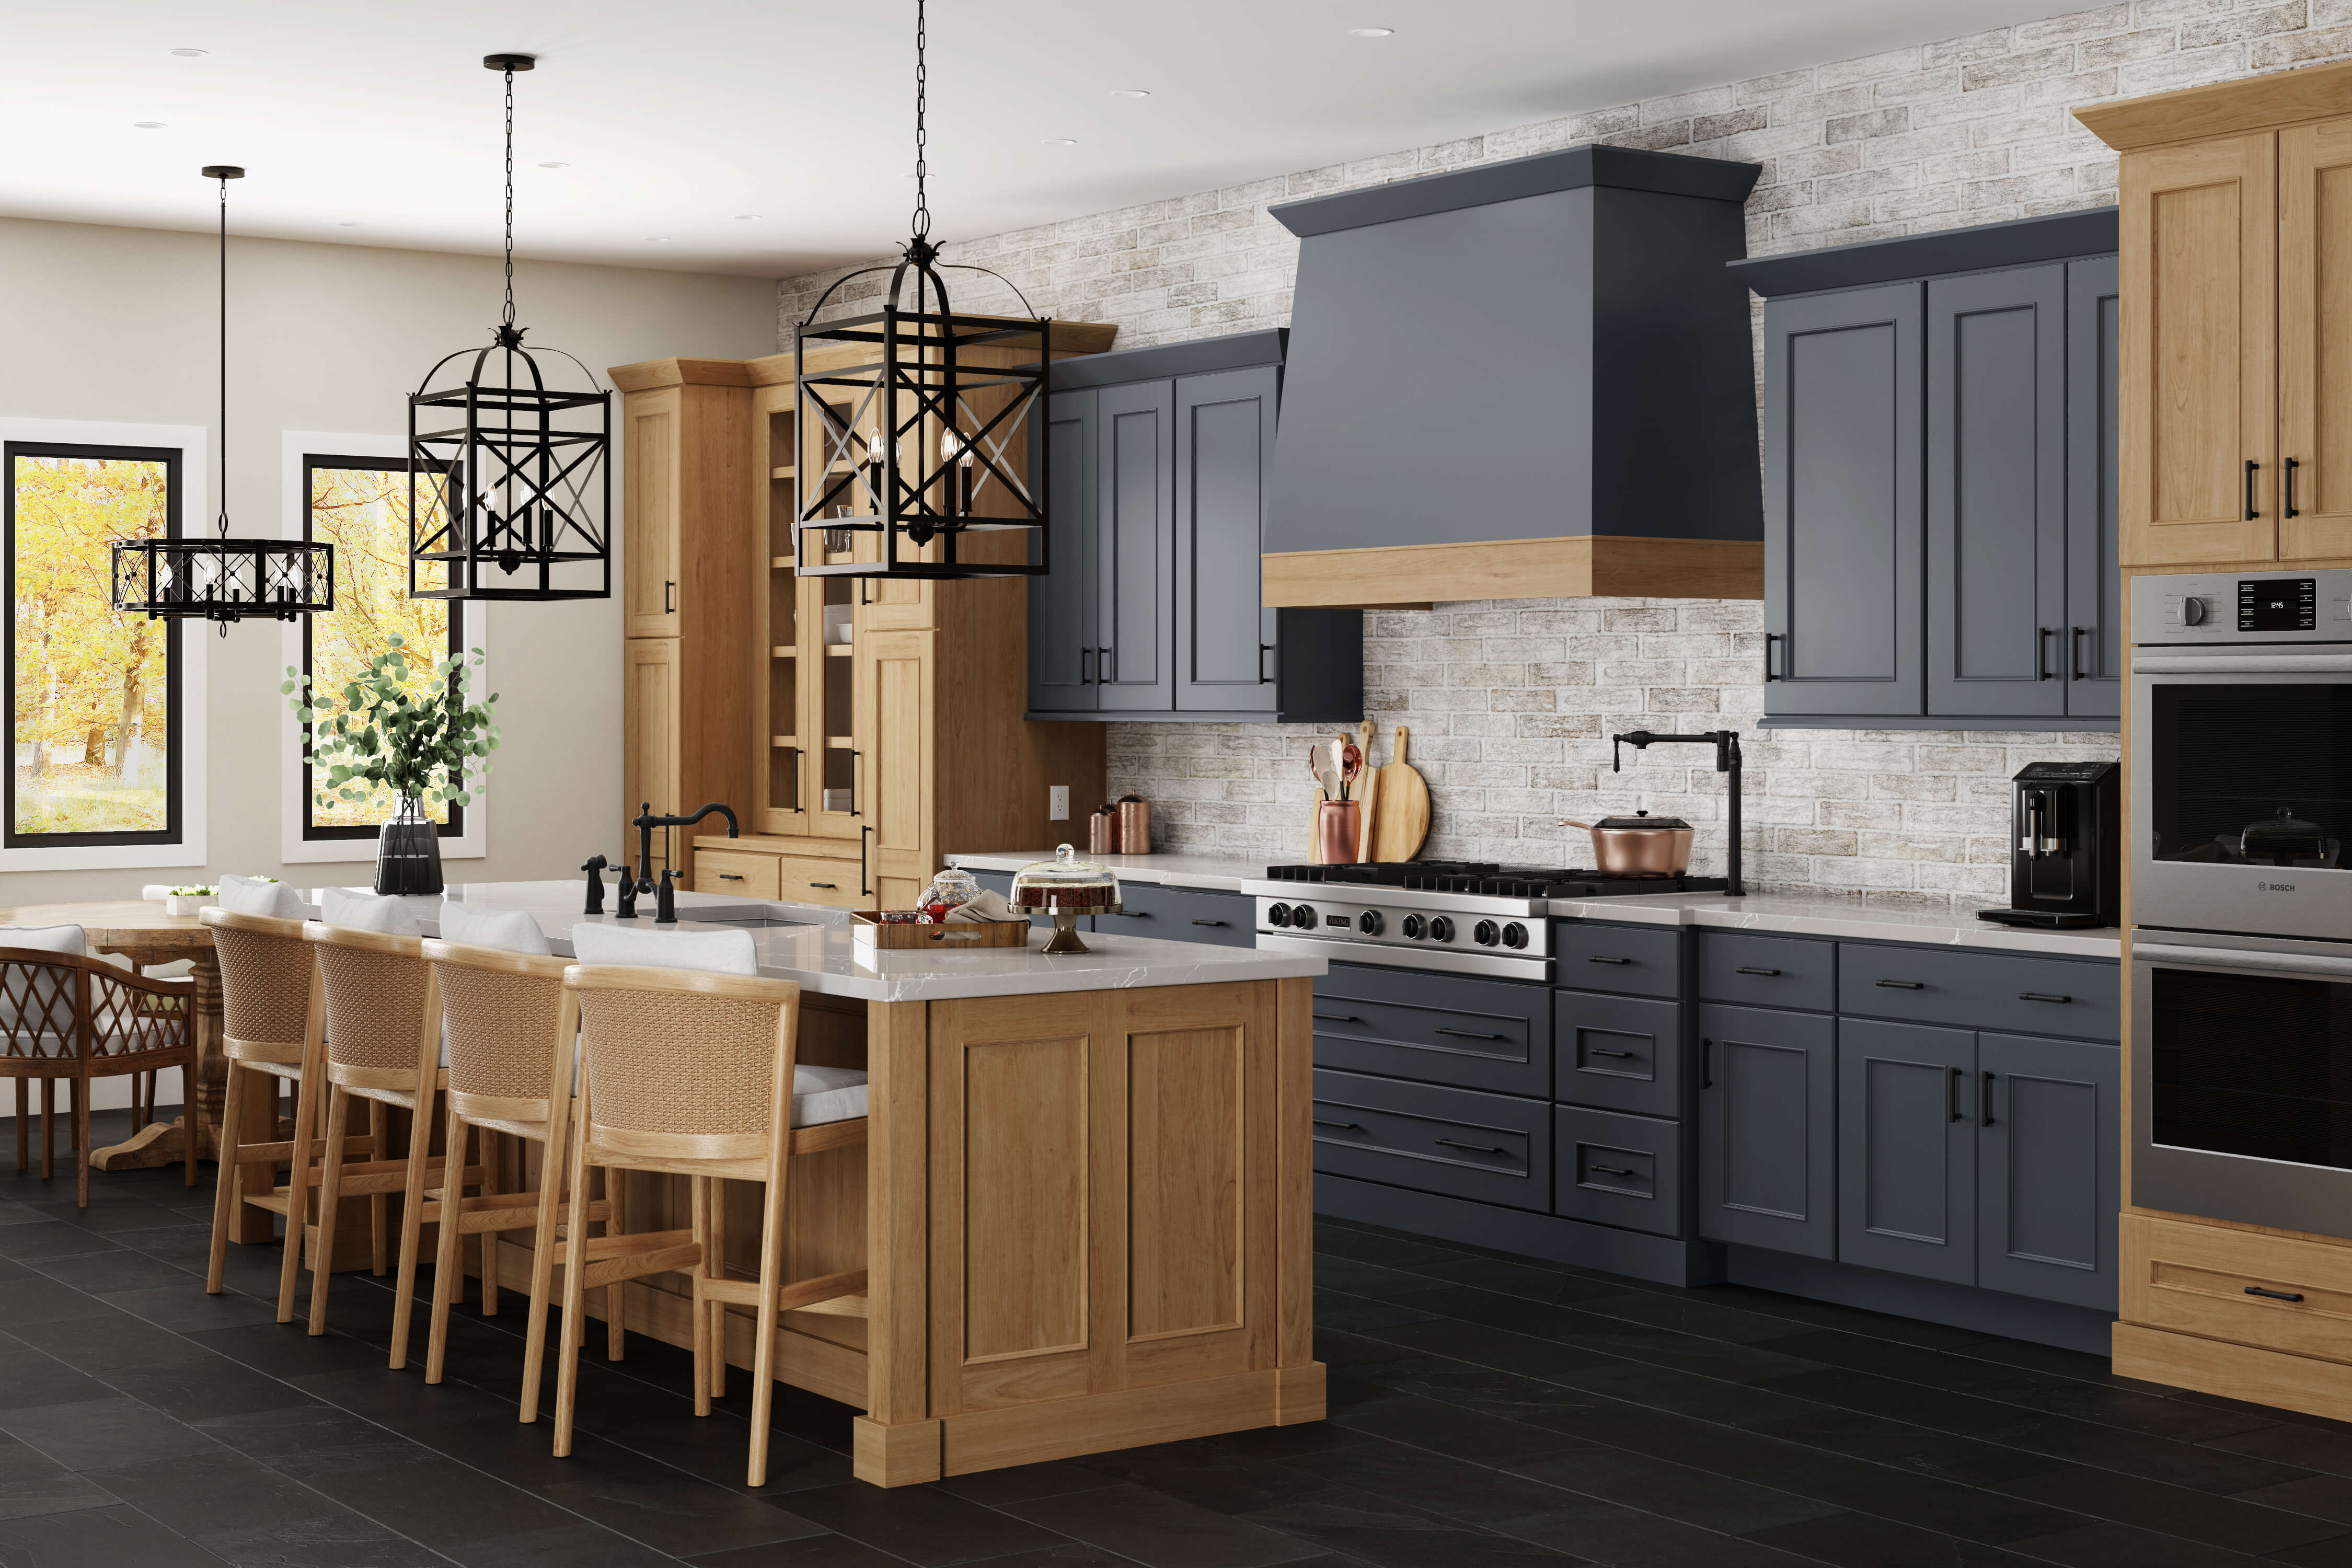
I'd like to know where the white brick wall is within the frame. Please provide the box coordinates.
[775,0,2339,904]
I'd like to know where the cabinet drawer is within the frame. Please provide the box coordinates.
[1555,1107,1681,1238]
[776,856,869,911]
[1313,963,1550,1099]
[1095,881,1253,948]
[695,850,781,900]
[1555,991,1680,1118]
[1699,932,1835,1012]
[1554,922,1682,998]
[1838,942,2118,1039]
[2124,1214,2352,1367]
[1312,1068,1550,1212]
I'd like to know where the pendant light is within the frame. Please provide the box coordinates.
[112,167,334,630]
[793,0,1056,580]
[407,54,612,602]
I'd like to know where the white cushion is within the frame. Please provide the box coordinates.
[567,923,757,976]
[218,876,305,919]
[791,1063,868,1127]
[438,903,551,956]
[0,926,85,1032]
[320,889,420,936]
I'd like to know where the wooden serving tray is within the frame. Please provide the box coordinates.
[851,913,1029,949]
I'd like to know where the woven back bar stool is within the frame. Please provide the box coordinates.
[552,964,868,1486]
[303,921,478,1363]
[419,938,625,1401]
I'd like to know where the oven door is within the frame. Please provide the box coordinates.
[2131,646,2352,938]
[2132,932,2352,1238]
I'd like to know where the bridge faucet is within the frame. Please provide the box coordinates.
[628,802,742,919]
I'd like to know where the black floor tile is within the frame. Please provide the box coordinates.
[1508,1446,1844,1537]
[1,1394,221,1471]
[1742,1509,2046,1565]
[107,1355,324,1424]
[779,1480,1078,1566]
[688,1532,908,1567]
[998,1482,1329,1568]
[441,1519,687,1567]
[0,1346,112,1413]
[1235,1492,1581,1567]
[0,1502,232,1566]
[0,1437,118,1521]
[2234,1471,2352,1526]
[1993,1518,2262,1566]
[22,1243,197,1294]
[1330,1390,1594,1468]
[1990,1462,2344,1555]
[2269,1534,2352,1568]
[0,1220,124,1259]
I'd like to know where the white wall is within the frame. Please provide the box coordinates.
[0,216,778,909]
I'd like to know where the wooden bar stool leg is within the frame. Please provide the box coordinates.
[689,1176,712,1418]
[479,1128,501,1317]
[425,1106,469,1385]
[180,1066,196,1189]
[278,1063,322,1323]
[40,1078,53,1180]
[14,1078,26,1171]
[708,1178,728,1401]
[518,1130,565,1424]
[387,1081,439,1370]
[606,1167,626,1361]
[367,1099,390,1277]
[206,1059,248,1294]
[307,1086,354,1335]
[72,1076,90,1209]
[551,1127,594,1457]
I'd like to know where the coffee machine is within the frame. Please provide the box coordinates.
[1977,760,2119,929]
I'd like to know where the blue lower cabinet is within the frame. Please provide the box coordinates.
[1979,1032,2119,1310]
[1311,1067,1551,1212]
[1314,963,1550,1098]
[1555,990,1680,1118]
[1555,1106,1681,1238]
[1837,1018,1977,1286]
[1697,1004,1836,1259]
[1555,921,1682,998]
[1093,881,1254,947]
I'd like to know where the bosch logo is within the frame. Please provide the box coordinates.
[2257,882,2298,893]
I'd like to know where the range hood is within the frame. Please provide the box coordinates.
[1263,144,1765,607]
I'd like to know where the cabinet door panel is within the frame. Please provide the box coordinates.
[1927,265,2066,718]
[622,638,679,860]
[1697,1004,1835,1258]
[2066,256,2123,719]
[1978,1033,2118,1311]
[1764,283,1923,717]
[1097,381,1174,712]
[855,629,931,908]
[1028,389,1099,713]
[1837,1019,1976,1286]
[1175,367,1279,713]
[2118,133,2277,564]
[624,388,682,637]
[2281,117,2352,562]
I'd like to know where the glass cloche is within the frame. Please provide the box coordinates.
[1010,844,1122,952]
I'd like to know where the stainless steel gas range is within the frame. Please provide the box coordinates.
[1242,861,1727,982]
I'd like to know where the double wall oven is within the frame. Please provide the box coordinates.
[2131,568,2352,1235]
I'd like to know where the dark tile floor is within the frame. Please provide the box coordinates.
[9,1112,2352,1566]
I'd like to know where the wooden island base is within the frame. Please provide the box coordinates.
[480,975,1322,1486]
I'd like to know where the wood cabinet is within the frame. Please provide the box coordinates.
[1696,1002,1836,1259]
[2281,117,2352,561]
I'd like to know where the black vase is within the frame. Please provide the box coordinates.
[374,798,444,895]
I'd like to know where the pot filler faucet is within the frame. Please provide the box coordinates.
[581,802,742,923]
[1611,730,1746,897]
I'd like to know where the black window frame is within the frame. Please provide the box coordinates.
[299,453,466,844]
[4,440,185,849]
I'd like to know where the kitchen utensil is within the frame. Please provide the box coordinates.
[1339,743,1362,793]
[1116,794,1152,855]
[1370,725,1429,861]
[1088,803,1120,855]
[1558,811,1694,877]
[1307,744,1340,801]
[1352,718,1379,861]
[1315,800,1360,866]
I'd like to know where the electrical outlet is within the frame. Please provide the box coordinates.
[1048,785,1070,821]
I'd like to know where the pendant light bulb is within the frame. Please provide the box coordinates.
[867,430,888,466]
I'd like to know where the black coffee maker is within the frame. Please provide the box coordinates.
[1977,761,2119,929]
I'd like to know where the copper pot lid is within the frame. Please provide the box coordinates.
[1588,810,1691,832]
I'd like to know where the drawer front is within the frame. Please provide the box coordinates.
[1554,921,1682,998]
[1838,942,2118,1039]
[2124,1214,2352,1367]
[1699,932,1835,1012]
[695,849,781,900]
[1095,881,1253,948]
[1312,1068,1551,1212]
[1554,991,1681,1118]
[777,856,871,911]
[968,869,1082,932]
[1313,962,1551,1098]
[1555,1106,1682,1238]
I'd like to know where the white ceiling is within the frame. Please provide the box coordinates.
[4,0,2088,279]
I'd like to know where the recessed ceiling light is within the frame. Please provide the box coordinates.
[538,160,568,169]
[1110,88,1150,98]
[1348,26,1397,37]
[644,236,670,243]
[169,47,208,57]
[133,121,167,129]
[1040,137,1078,147]
[338,221,363,228]
[734,213,762,221]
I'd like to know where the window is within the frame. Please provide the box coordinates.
[301,454,465,841]
[6,442,182,848]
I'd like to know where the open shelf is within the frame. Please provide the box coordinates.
[825,736,855,750]
[771,555,795,570]
[825,644,853,657]
[772,644,797,658]
[771,734,798,748]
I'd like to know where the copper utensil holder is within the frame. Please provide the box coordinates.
[1116,794,1151,855]
[1088,805,1120,854]
[1315,800,1359,866]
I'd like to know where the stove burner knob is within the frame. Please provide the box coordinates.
[1473,919,1501,948]
[1428,916,1455,943]
[1358,910,1383,935]
[1400,914,1426,940]
[1502,921,1529,950]
[1266,903,1294,928]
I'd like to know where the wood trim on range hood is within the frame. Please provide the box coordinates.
[1261,535,1763,608]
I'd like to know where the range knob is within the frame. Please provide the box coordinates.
[1266,903,1294,928]
[1428,916,1455,943]
[1473,919,1501,948]
[1401,914,1427,940]
[1358,910,1384,935]
[1502,922,1529,950]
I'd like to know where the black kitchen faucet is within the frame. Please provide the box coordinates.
[619,801,741,923]
[1611,730,1746,897]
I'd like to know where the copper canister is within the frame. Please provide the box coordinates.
[1116,794,1152,855]
[1088,804,1120,855]
[1315,800,1359,867]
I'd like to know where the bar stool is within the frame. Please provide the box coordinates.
[304,920,477,1362]
[551,963,868,1486]
[418,937,625,1398]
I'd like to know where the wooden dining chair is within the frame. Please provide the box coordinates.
[0,942,197,1206]
[418,937,625,1397]
[303,921,478,1361]
[550,963,868,1486]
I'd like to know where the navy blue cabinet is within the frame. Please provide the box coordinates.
[1979,1031,2119,1309]
[1697,1002,1837,1259]
[1175,366,1279,714]
[1028,390,1099,713]
[1838,1018,1978,1285]
[2065,255,2122,719]
[1096,380,1177,712]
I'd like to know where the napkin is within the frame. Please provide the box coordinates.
[946,889,1027,923]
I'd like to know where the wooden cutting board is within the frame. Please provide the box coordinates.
[1370,725,1429,861]
[1352,719,1379,862]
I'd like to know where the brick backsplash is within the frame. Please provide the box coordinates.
[771,0,2322,903]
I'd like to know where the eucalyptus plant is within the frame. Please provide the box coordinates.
[283,636,500,818]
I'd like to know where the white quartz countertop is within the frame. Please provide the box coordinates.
[945,850,1261,892]
[1542,890,2123,960]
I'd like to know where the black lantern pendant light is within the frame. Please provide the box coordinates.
[407,54,612,602]
[112,167,334,630]
[793,0,1056,580]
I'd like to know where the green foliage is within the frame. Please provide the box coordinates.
[285,633,500,814]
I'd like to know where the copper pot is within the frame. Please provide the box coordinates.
[1559,811,1693,877]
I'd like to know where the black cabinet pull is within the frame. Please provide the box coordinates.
[2245,1285,2305,1303]
[1587,955,1631,966]
[1701,1037,1713,1088]
[2019,991,2071,1004]
[1080,648,1094,685]
[1191,918,1228,928]
[1101,645,1117,684]
[716,872,745,882]
[1311,1012,1359,1024]
[1436,1027,1507,1041]
[2287,456,2301,520]
[1763,630,1780,682]
[859,824,872,897]
[1949,1066,1964,1123]
[1875,978,1924,990]
[2246,457,2262,521]
[1734,966,1781,977]
[1436,1137,1506,1155]
[808,882,836,890]
[663,579,675,614]
[1311,1118,1358,1132]
[1587,1163,1636,1177]
[1587,1046,1636,1059]
[1258,643,1274,684]
[2036,626,2054,680]
[1105,908,1147,918]
[1981,1070,1996,1127]
[2070,625,2090,681]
